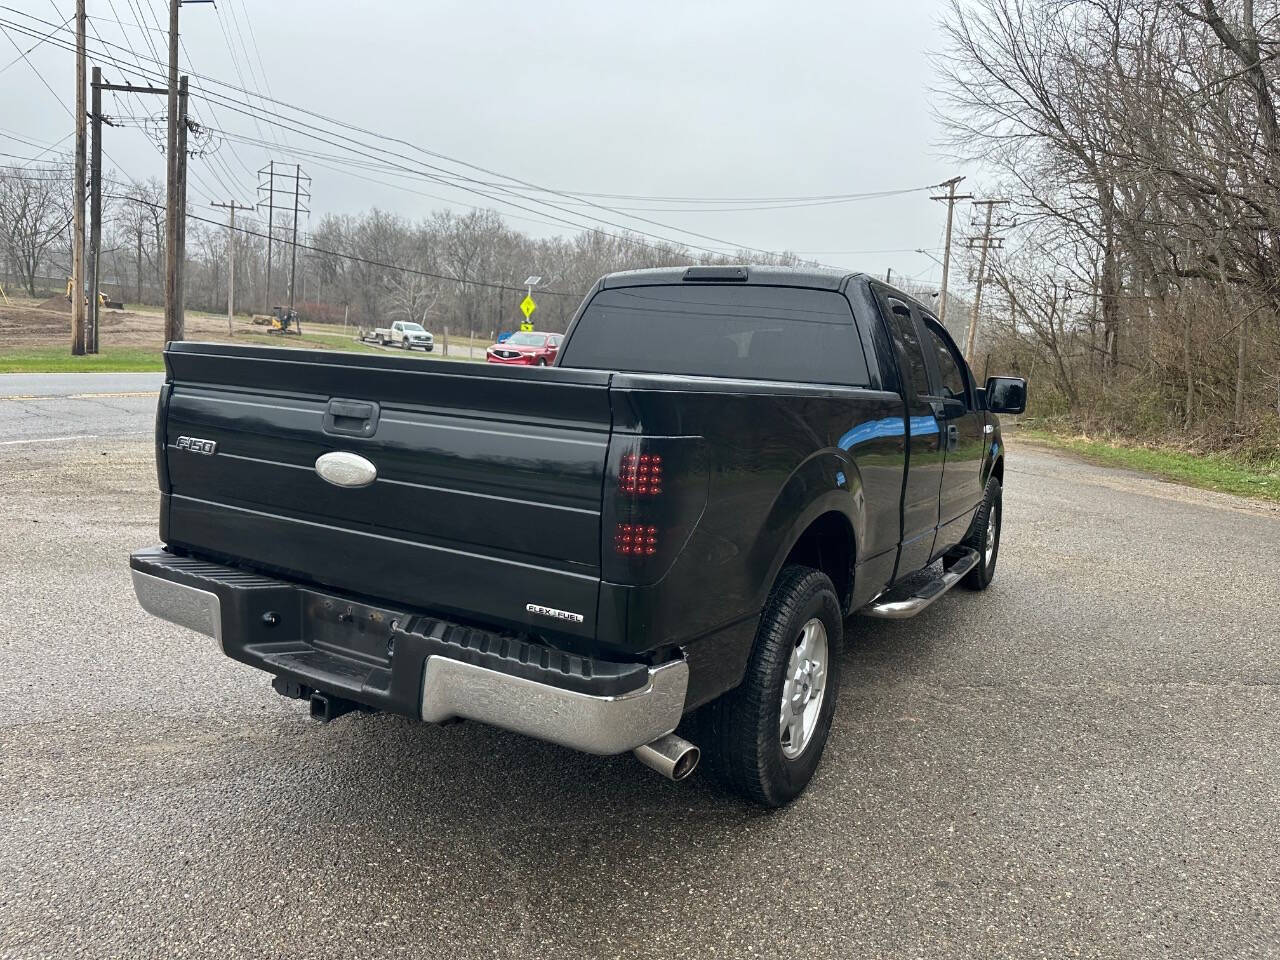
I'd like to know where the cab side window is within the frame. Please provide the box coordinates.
[885,300,930,398]
[921,317,969,405]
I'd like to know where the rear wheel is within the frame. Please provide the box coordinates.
[699,565,842,807]
[535,357,548,366]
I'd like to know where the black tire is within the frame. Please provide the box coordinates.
[954,474,1002,590]
[401,339,410,350]
[535,357,548,366]
[698,565,843,807]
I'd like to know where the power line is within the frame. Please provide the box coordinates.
[105,190,589,297]
[0,8,832,263]
[2,9,941,269]
[0,10,67,73]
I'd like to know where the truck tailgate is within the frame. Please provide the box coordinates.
[159,343,612,640]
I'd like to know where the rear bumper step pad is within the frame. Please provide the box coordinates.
[129,546,688,754]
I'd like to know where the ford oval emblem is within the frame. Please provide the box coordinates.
[315,451,377,488]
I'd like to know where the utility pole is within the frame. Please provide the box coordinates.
[71,0,87,355]
[163,0,181,341]
[93,75,166,329]
[88,66,104,354]
[212,200,253,335]
[964,199,1010,364]
[175,76,189,331]
[930,176,972,329]
[288,163,301,312]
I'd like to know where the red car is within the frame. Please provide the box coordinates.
[486,331,562,366]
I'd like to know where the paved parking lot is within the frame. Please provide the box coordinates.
[0,391,1277,958]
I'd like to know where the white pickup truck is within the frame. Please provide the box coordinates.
[367,321,434,351]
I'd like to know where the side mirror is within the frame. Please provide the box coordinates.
[986,376,1027,415]
[983,378,1024,414]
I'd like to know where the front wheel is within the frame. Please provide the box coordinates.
[699,565,843,807]
[952,474,1002,590]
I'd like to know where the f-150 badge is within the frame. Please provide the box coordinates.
[175,436,217,455]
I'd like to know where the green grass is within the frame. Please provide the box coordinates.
[0,332,485,373]
[1019,429,1280,503]
[0,345,165,373]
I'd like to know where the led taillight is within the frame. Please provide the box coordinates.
[614,523,658,556]
[619,453,663,497]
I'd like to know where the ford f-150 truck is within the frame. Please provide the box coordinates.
[131,265,1026,805]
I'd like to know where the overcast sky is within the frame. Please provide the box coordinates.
[2,0,968,287]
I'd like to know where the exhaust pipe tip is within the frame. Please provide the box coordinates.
[633,733,700,782]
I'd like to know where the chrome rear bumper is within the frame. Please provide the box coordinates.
[131,568,223,649]
[419,656,688,755]
[130,549,687,755]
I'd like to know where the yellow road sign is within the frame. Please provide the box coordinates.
[520,294,537,319]
[519,320,534,332]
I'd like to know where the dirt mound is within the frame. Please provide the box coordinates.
[36,296,71,312]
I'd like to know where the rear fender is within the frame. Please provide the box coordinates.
[754,451,864,609]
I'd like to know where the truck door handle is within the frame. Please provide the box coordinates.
[946,424,959,450]
[323,398,380,438]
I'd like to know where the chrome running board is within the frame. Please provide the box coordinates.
[861,548,981,620]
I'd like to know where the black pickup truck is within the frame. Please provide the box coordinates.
[131,266,1025,805]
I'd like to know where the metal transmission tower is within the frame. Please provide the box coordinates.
[964,199,1012,364]
[257,163,311,310]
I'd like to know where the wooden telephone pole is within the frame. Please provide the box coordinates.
[162,1,205,340]
[930,176,972,328]
[87,65,103,354]
[211,200,254,335]
[964,199,1010,363]
[71,0,87,355]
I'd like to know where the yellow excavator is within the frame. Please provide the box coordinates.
[65,277,124,310]
[251,305,302,335]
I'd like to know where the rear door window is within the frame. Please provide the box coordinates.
[883,298,931,398]
[558,284,870,386]
[921,317,969,404]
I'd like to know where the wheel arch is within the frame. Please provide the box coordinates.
[756,451,864,615]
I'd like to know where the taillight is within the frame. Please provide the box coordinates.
[619,453,663,497]
[603,436,707,585]
[614,523,657,556]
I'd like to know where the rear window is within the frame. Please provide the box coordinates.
[558,284,870,386]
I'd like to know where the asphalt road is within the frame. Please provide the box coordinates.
[1,429,1277,959]
[0,372,162,446]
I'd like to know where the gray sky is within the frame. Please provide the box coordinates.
[2,0,963,286]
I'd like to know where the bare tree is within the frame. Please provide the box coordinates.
[0,161,72,296]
